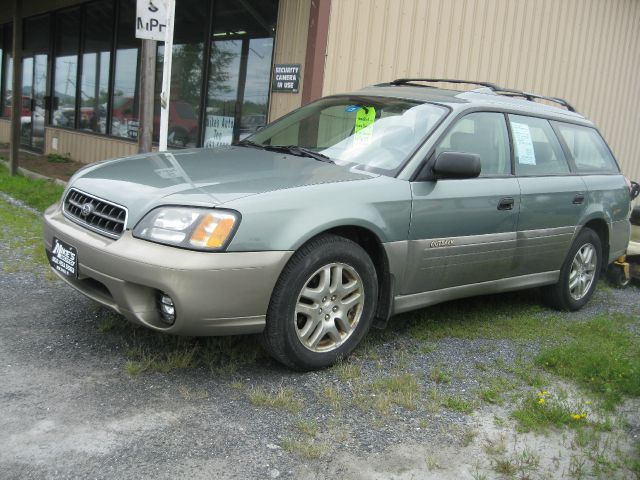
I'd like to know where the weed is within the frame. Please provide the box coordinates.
[97,317,116,332]
[125,361,144,376]
[296,419,318,437]
[429,363,452,384]
[333,361,361,381]
[370,373,420,411]
[248,386,302,413]
[443,395,474,413]
[282,437,326,459]
[317,385,343,410]
[47,152,72,164]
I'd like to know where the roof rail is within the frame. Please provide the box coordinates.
[390,78,501,90]
[491,88,576,112]
[387,78,577,112]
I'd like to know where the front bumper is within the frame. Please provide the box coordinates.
[43,203,293,335]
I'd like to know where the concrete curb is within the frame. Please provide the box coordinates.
[0,158,68,186]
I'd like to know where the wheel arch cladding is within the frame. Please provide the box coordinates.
[582,218,609,269]
[307,225,394,329]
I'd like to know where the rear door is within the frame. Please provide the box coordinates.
[404,112,520,294]
[509,114,587,276]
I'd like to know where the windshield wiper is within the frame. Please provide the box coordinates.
[236,139,266,150]
[266,145,334,164]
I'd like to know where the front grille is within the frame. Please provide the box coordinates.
[63,188,127,239]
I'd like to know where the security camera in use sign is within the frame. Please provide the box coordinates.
[136,0,170,41]
[272,64,301,93]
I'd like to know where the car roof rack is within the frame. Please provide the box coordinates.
[387,78,576,112]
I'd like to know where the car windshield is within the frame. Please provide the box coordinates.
[245,96,448,176]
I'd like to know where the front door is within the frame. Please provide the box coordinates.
[404,112,520,294]
[20,53,48,152]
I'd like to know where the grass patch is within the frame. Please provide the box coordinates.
[333,360,361,381]
[0,163,64,212]
[536,314,640,410]
[296,419,318,437]
[0,201,51,274]
[317,385,343,410]
[429,363,452,384]
[370,373,420,411]
[511,391,601,433]
[443,395,474,413]
[282,437,326,459]
[248,386,302,413]
[402,292,559,342]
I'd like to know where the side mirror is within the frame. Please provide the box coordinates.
[432,151,481,179]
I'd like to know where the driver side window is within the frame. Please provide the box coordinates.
[435,112,511,176]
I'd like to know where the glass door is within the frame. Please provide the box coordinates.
[19,57,33,148]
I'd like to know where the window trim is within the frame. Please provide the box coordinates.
[413,109,515,181]
[550,120,622,175]
[507,113,573,178]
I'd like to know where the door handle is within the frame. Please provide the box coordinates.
[498,197,514,210]
[573,193,585,204]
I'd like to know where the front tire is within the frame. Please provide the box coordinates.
[542,228,602,311]
[263,234,378,370]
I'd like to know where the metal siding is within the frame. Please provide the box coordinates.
[44,128,137,164]
[322,0,640,184]
[0,119,9,143]
[267,0,312,121]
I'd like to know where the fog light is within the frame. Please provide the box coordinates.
[157,292,176,325]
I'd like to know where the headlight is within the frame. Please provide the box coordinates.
[133,207,239,251]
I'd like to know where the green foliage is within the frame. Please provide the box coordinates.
[0,164,64,212]
[536,314,640,409]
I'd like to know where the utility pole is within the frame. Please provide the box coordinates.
[9,0,23,176]
[137,39,156,153]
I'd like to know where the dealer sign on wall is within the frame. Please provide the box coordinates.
[272,64,301,93]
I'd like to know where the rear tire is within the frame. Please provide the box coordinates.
[607,265,630,288]
[262,234,378,371]
[542,228,602,311]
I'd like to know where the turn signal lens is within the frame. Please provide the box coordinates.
[189,214,236,248]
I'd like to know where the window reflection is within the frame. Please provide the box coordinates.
[204,0,277,147]
[80,1,112,134]
[153,0,206,148]
[1,24,13,119]
[52,8,80,128]
[111,0,139,139]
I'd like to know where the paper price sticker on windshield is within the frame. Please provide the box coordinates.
[511,122,536,165]
[355,107,376,132]
[353,106,376,145]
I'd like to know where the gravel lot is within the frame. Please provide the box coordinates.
[1,201,639,479]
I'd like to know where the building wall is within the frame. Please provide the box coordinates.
[45,127,139,163]
[268,0,312,121]
[322,0,640,182]
[0,119,9,143]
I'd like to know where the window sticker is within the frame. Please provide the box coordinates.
[355,106,376,132]
[354,106,376,145]
[511,122,536,165]
[344,105,361,112]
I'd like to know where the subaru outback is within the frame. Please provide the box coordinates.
[43,78,634,370]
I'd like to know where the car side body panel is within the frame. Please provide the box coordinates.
[223,175,413,251]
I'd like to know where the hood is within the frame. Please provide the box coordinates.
[69,146,375,224]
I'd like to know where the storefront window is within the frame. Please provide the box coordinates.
[204,0,277,147]
[153,0,206,148]
[22,15,50,151]
[1,24,11,119]
[111,0,139,139]
[81,1,113,134]
[52,8,81,128]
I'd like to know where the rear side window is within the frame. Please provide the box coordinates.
[508,115,570,176]
[434,112,511,176]
[553,122,619,174]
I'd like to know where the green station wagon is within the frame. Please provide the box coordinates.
[43,78,634,370]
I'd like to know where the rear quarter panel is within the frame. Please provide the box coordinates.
[580,174,630,261]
